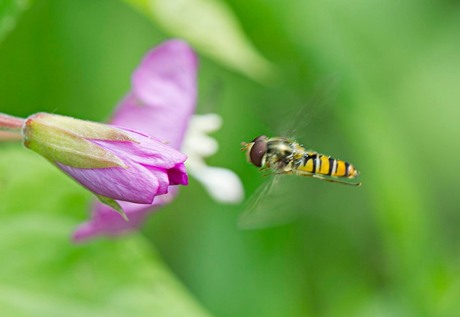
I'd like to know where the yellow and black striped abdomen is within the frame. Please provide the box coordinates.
[297,152,359,178]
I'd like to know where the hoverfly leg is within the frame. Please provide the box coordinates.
[295,170,361,186]
[258,167,272,177]
[312,174,362,186]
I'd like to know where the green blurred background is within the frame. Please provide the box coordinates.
[1,0,460,316]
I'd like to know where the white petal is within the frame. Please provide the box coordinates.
[188,113,222,133]
[189,166,244,204]
[182,114,222,158]
[183,113,244,204]
[182,133,218,158]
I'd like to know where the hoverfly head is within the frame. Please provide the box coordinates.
[242,135,268,168]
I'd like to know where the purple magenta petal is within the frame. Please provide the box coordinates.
[73,202,153,241]
[111,40,197,149]
[143,166,170,196]
[168,163,188,185]
[73,188,179,242]
[90,135,187,170]
[74,40,197,241]
[58,162,159,204]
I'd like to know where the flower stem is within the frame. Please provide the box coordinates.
[0,131,22,141]
[0,113,25,134]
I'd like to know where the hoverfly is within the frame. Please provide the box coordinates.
[242,135,360,185]
[239,135,361,228]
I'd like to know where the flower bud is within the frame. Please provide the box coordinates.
[22,112,188,219]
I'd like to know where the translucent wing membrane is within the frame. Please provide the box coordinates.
[238,175,307,229]
[276,76,340,140]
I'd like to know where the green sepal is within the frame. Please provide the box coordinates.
[31,113,138,142]
[96,195,129,221]
[22,113,133,169]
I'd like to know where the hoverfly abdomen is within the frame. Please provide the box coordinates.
[300,153,359,179]
[299,152,317,174]
[304,154,359,178]
[330,159,358,178]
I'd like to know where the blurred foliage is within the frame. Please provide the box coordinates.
[1,0,460,317]
[0,147,212,317]
[0,0,32,43]
[123,0,275,82]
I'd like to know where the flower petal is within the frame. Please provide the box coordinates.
[73,188,179,242]
[181,114,221,157]
[167,163,188,185]
[58,162,159,204]
[73,202,152,241]
[90,134,187,170]
[143,166,170,196]
[181,112,244,204]
[111,40,197,149]
[188,165,244,204]
[75,40,197,240]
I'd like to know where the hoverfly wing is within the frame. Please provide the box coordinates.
[276,76,340,140]
[238,174,305,229]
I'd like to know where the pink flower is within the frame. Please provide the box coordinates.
[73,40,198,241]
[22,112,188,220]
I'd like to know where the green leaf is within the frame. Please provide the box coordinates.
[123,0,275,83]
[0,145,212,317]
[96,194,128,221]
[0,0,32,44]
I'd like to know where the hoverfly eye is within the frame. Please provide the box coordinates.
[250,140,267,167]
[252,135,268,143]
